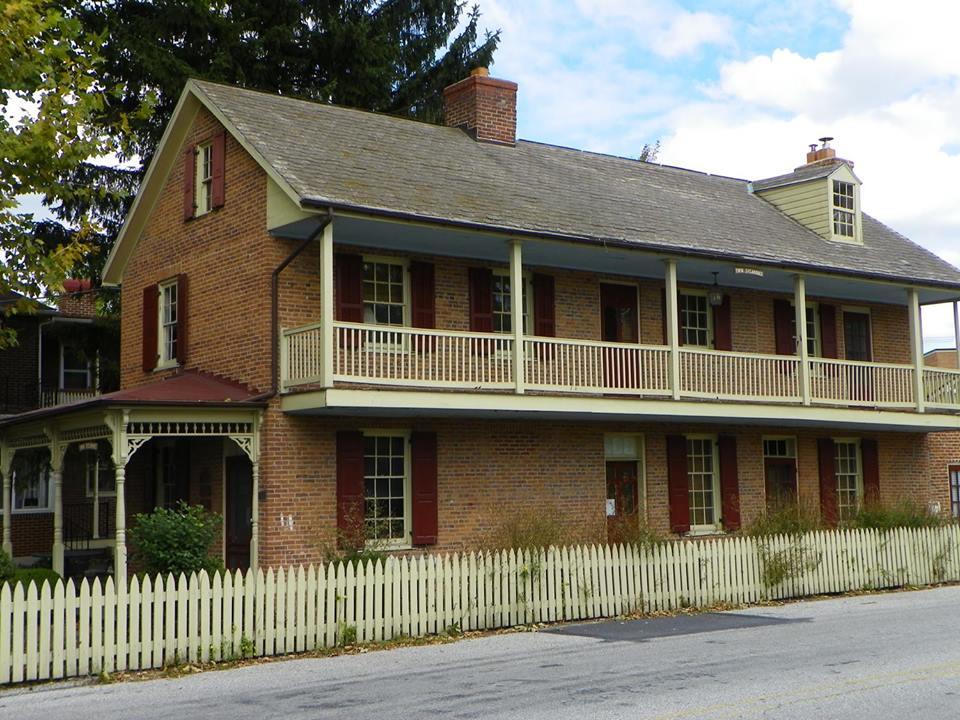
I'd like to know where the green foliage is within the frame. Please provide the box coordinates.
[608,517,665,547]
[338,622,357,647]
[10,568,62,590]
[850,499,948,530]
[130,501,224,577]
[745,503,823,537]
[0,0,148,343]
[0,549,15,582]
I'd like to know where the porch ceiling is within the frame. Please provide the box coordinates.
[272,214,960,306]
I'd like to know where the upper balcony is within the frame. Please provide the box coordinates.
[273,216,960,431]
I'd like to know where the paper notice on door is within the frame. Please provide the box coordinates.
[606,499,616,517]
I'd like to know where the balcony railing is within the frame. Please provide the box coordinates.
[281,322,960,413]
[39,387,100,408]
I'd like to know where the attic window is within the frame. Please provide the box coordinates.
[195,142,214,216]
[832,180,855,238]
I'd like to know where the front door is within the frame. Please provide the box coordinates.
[606,461,639,543]
[600,284,639,390]
[764,458,797,512]
[225,456,253,572]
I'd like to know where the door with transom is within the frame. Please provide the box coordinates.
[600,284,639,390]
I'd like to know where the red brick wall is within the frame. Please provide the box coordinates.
[927,350,959,369]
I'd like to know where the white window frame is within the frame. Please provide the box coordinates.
[604,433,646,520]
[680,290,712,348]
[686,434,721,533]
[833,438,863,522]
[82,443,116,499]
[195,142,214,217]
[60,342,92,391]
[361,255,410,328]
[491,269,533,335]
[831,179,856,240]
[950,464,960,519]
[361,429,412,549]
[157,278,179,369]
[790,300,821,358]
[10,451,52,515]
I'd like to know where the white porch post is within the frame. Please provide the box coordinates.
[1,444,12,556]
[794,275,811,406]
[510,239,525,394]
[114,462,127,587]
[319,219,335,389]
[49,434,65,578]
[908,288,925,413]
[250,460,260,574]
[953,301,960,370]
[664,259,681,400]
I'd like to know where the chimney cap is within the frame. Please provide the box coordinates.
[818,136,834,148]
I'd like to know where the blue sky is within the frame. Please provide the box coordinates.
[478,0,960,345]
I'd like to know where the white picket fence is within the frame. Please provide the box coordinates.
[2,525,959,684]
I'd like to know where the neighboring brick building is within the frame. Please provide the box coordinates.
[2,69,960,580]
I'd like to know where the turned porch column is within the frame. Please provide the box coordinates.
[1,444,12,556]
[49,435,66,578]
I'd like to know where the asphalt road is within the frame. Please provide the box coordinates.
[4,586,960,719]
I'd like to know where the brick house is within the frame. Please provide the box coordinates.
[3,68,960,583]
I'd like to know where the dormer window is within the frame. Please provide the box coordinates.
[832,180,855,238]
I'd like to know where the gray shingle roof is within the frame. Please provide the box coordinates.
[193,80,960,288]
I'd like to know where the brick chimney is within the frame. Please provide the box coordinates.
[58,278,97,318]
[443,67,518,146]
[801,136,852,169]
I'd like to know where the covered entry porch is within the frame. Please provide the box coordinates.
[0,373,265,586]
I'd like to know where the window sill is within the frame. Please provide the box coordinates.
[154,361,180,372]
[686,527,725,538]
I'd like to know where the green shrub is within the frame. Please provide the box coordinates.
[0,549,15,583]
[850,499,947,530]
[12,568,61,590]
[607,517,664,547]
[745,502,823,537]
[130,501,223,577]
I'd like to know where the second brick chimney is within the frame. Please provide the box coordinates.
[58,278,98,318]
[443,67,518,146]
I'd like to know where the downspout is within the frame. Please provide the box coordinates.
[254,209,333,402]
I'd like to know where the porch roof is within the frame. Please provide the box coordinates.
[0,370,266,429]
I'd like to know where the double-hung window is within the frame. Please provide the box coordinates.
[686,436,720,530]
[790,302,820,356]
[195,142,214,216]
[834,439,863,522]
[680,292,711,347]
[362,259,406,326]
[492,271,532,334]
[82,441,116,498]
[363,433,410,544]
[11,448,51,513]
[61,343,92,390]
[951,465,960,519]
[832,180,855,239]
[158,278,179,366]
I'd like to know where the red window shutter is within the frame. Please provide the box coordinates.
[713,295,733,351]
[718,435,741,530]
[820,304,838,358]
[409,261,435,328]
[861,438,880,507]
[818,438,838,527]
[183,146,196,220]
[411,432,438,545]
[773,299,795,355]
[666,435,690,533]
[335,254,364,323]
[468,267,493,332]
[211,131,226,209]
[142,284,159,372]
[336,431,365,549]
[533,273,556,337]
[175,273,188,365]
